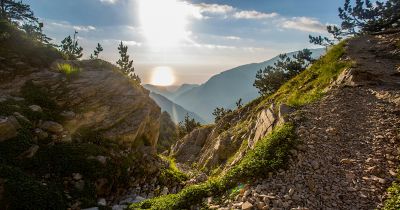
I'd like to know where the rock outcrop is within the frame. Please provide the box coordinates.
[0,60,161,152]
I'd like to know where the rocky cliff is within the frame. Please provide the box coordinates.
[1,60,161,151]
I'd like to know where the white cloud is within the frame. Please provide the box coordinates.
[99,0,118,4]
[48,20,96,32]
[197,3,235,14]
[189,2,278,20]
[281,17,326,33]
[234,10,278,19]
[224,36,241,40]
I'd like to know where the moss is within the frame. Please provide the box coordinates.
[383,182,400,209]
[0,164,66,210]
[130,124,296,209]
[159,156,189,185]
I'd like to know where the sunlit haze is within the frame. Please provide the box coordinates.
[26,0,344,85]
[150,66,176,86]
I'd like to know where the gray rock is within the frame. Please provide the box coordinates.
[97,198,107,206]
[60,110,75,120]
[161,186,169,195]
[0,116,20,142]
[29,105,42,112]
[41,121,64,133]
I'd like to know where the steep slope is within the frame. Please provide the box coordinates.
[131,34,400,209]
[149,92,206,124]
[131,40,349,210]
[209,33,400,210]
[174,49,325,122]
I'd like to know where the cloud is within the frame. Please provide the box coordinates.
[197,3,235,14]
[47,20,96,32]
[224,36,241,40]
[99,0,118,4]
[233,10,278,19]
[190,2,278,20]
[281,17,326,33]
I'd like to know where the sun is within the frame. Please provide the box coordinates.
[151,66,176,86]
[138,0,192,48]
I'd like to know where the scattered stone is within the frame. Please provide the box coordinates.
[41,121,64,133]
[60,110,75,120]
[161,187,169,195]
[97,198,107,206]
[29,105,42,112]
[0,116,20,142]
[241,201,253,210]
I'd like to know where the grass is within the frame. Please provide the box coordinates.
[159,155,189,185]
[259,41,352,108]
[130,123,296,209]
[383,182,400,210]
[57,63,80,79]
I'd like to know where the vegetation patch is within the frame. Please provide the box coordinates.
[159,156,189,185]
[271,41,352,106]
[383,182,400,210]
[130,123,296,209]
[57,62,80,79]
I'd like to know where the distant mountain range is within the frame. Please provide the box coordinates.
[174,48,325,122]
[144,84,199,101]
[145,48,325,123]
[148,92,206,124]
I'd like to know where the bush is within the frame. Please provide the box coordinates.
[57,63,80,79]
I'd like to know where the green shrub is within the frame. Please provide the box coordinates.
[57,63,80,78]
[159,156,188,185]
[272,41,352,106]
[383,182,400,210]
[131,124,296,209]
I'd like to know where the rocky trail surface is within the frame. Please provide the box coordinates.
[209,35,400,209]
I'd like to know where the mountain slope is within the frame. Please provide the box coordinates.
[174,49,325,122]
[144,84,199,101]
[149,92,206,124]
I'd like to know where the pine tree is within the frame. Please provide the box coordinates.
[116,41,141,83]
[60,31,83,60]
[0,0,36,23]
[178,114,201,138]
[94,43,103,59]
[22,22,52,45]
[254,49,314,96]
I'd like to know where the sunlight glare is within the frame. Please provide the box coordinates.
[138,0,193,48]
[151,66,176,86]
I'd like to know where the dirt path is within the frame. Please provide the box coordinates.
[210,35,400,209]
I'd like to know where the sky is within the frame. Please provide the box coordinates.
[25,0,344,85]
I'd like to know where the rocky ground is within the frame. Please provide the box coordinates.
[207,34,400,209]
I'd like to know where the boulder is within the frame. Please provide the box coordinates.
[0,116,20,142]
[41,121,64,133]
[242,201,253,210]
[29,105,42,112]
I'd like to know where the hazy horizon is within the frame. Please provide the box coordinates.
[25,0,344,85]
